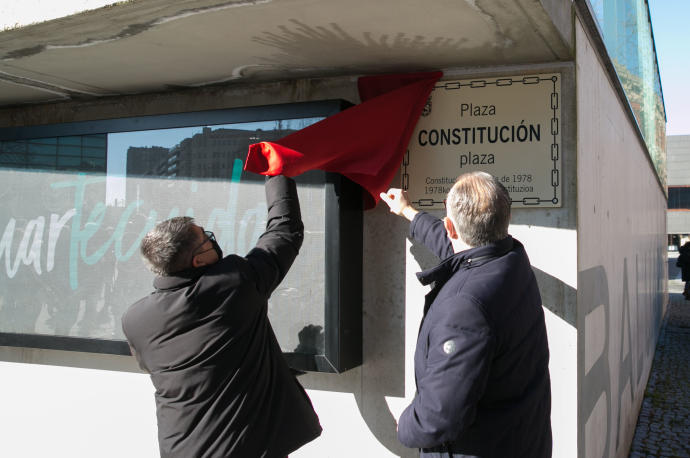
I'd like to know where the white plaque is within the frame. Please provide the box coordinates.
[404,73,562,208]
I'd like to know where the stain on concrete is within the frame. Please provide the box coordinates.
[1,0,272,60]
[251,19,473,70]
[0,70,101,98]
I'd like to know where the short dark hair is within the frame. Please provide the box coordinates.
[140,216,199,275]
[446,171,511,247]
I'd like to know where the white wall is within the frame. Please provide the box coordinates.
[575,18,667,458]
[0,351,158,458]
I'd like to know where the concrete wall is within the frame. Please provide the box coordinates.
[575,18,667,458]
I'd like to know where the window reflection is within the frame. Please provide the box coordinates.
[668,186,690,210]
[589,0,666,183]
[0,116,326,353]
[0,135,107,172]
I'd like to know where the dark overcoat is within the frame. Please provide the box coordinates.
[677,243,690,282]
[397,212,552,458]
[122,176,321,458]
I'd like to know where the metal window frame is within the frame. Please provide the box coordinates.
[0,100,362,373]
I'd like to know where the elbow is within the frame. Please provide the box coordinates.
[398,402,468,449]
[397,406,448,449]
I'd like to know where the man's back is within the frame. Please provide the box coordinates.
[398,212,551,457]
[448,239,551,457]
[122,176,321,458]
[123,256,321,457]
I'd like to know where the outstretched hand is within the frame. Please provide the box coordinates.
[379,188,419,221]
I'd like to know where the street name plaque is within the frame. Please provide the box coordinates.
[404,73,562,208]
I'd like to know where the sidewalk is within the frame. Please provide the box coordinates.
[628,252,690,457]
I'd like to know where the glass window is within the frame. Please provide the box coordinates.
[57,145,83,157]
[588,0,666,184]
[668,186,690,209]
[0,115,327,346]
[28,142,56,155]
[0,152,24,165]
[56,156,82,167]
[0,102,363,372]
[82,135,106,148]
[28,155,57,167]
[1,141,27,153]
[58,136,83,146]
[82,147,107,158]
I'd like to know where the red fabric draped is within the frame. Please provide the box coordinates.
[244,71,442,208]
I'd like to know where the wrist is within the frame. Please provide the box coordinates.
[401,205,419,221]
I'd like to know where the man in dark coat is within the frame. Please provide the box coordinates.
[676,241,690,299]
[380,171,552,457]
[122,175,321,458]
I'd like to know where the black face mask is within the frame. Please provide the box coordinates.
[210,238,223,260]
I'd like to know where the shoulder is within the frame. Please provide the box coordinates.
[204,254,253,284]
[121,294,155,343]
[432,291,492,332]
[411,211,439,231]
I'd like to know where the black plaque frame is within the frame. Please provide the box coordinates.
[0,100,363,373]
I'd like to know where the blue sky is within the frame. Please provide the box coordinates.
[648,0,690,135]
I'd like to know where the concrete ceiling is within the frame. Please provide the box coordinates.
[0,0,572,109]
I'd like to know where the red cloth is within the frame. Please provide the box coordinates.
[244,71,442,208]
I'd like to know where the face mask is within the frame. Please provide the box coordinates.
[211,238,223,260]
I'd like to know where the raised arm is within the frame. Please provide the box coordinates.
[380,188,453,260]
[245,175,304,296]
[379,188,419,221]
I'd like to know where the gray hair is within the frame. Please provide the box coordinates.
[446,171,511,247]
[140,216,199,276]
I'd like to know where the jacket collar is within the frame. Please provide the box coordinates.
[416,236,514,286]
[153,265,209,291]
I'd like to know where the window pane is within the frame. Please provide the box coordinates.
[1,141,27,153]
[82,135,106,148]
[58,136,82,146]
[57,156,81,167]
[82,147,106,158]
[668,187,690,209]
[589,0,666,184]
[0,152,24,164]
[28,155,57,167]
[57,145,82,156]
[0,115,327,347]
[28,142,57,155]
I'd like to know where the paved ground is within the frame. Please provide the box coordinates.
[629,252,690,457]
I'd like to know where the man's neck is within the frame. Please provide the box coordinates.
[451,237,473,254]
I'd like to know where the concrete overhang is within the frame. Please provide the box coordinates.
[0,0,573,109]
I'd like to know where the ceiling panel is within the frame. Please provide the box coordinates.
[0,0,572,107]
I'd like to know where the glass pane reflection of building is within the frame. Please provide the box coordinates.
[589,0,666,183]
[0,116,327,354]
[125,121,310,180]
[0,134,107,172]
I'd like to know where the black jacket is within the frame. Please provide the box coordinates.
[122,176,321,458]
[677,244,690,282]
[397,212,552,458]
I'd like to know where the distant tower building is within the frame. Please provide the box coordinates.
[126,146,170,176]
[667,135,690,247]
[172,126,294,179]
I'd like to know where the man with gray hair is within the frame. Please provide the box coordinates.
[380,171,552,457]
[122,175,321,458]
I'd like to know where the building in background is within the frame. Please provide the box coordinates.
[666,135,690,248]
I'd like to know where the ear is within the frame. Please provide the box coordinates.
[191,254,206,268]
[443,216,458,240]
